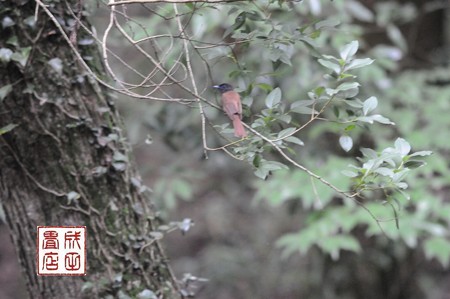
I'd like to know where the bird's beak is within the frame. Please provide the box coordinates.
[212,85,220,89]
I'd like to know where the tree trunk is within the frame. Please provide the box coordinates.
[0,1,179,298]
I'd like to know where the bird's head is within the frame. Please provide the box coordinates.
[212,83,234,93]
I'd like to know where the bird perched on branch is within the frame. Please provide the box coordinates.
[212,83,247,138]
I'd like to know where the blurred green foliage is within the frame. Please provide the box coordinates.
[94,0,450,297]
[125,0,447,266]
[143,0,442,267]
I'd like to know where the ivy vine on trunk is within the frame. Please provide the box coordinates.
[0,1,180,298]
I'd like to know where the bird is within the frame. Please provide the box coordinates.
[212,83,247,138]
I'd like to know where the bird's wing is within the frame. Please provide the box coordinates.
[222,91,242,120]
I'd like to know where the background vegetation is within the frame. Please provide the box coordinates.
[94,0,449,298]
[1,0,449,298]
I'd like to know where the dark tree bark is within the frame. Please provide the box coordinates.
[0,1,180,298]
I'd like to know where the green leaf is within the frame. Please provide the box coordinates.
[362,159,382,172]
[309,30,321,39]
[403,160,426,169]
[278,114,292,124]
[344,124,356,132]
[228,70,242,78]
[178,218,194,233]
[357,115,394,125]
[317,235,361,260]
[409,151,432,157]
[336,82,360,91]
[424,237,450,268]
[11,47,31,68]
[254,160,289,180]
[313,86,325,96]
[254,168,268,180]
[341,170,358,177]
[345,58,374,71]
[0,48,13,63]
[81,281,94,293]
[392,168,409,183]
[66,191,80,203]
[340,41,359,61]
[256,83,273,92]
[340,86,360,98]
[373,167,394,177]
[262,161,289,172]
[345,98,364,108]
[314,19,340,30]
[276,233,306,258]
[345,0,374,22]
[172,179,192,200]
[137,289,157,299]
[387,24,407,51]
[277,127,296,139]
[0,123,18,135]
[2,17,15,28]
[318,59,341,74]
[48,57,63,75]
[265,87,282,108]
[291,99,315,108]
[339,135,353,152]
[360,147,378,158]
[371,114,395,125]
[290,106,318,115]
[112,162,126,172]
[298,36,320,52]
[321,55,340,62]
[0,84,12,101]
[223,12,246,38]
[285,136,304,146]
[363,96,378,115]
[333,106,340,118]
[397,189,410,201]
[394,138,411,156]
[113,151,128,162]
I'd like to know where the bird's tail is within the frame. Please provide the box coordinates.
[232,117,247,138]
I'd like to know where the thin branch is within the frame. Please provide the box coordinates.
[174,4,209,158]
[245,124,387,233]
[36,0,190,102]
[270,96,335,143]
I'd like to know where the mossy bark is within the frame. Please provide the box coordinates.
[0,1,179,298]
